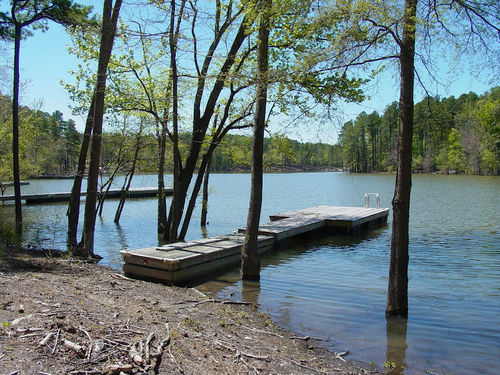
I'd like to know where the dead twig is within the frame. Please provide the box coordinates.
[287,358,329,374]
[51,329,60,355]
[168,346,184,374]
[240,356,260,374]
[112,273,135,282]
[39,332,55,346]
[239,324,283,338]
[192,298,252,307]
[290,335,324,341]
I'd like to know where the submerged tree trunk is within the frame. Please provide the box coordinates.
[12,24,22,237]
[67,94,96,248]
[157,123,168,234]
[201,157,212,227]
[115,123,143,224]
[241,0,271,281]
[178,148,215,241]
[386,0,417,318]
[78,0,122,257]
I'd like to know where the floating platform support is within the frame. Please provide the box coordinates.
[0,187,172,204]
[121,205,389,284]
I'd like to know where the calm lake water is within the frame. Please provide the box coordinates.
[1,172,499,374]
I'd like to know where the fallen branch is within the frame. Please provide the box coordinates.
[334,350,349,362]
[16,327,43,333]
[11,314,33,326]
[19,332,46,339]
[113,273,135,282]
[105,363,134,375]
[214,340,269,360]
[62,338,85,357]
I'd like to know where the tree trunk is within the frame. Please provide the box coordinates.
[79,0,122,257]
[164,13,251,242]
[157,120,168,234]
[241,0,271,281]
[386,0,417,318]
[67,94,96,248]
[201,157,212,227]
[178,147,216,241]
[12,24,22,237]
[115,123,143,224]
[165,0,186,243]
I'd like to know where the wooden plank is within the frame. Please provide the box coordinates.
[239,216,325,241]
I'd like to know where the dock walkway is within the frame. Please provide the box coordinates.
[0,187,172,204]
[121,205,389,284]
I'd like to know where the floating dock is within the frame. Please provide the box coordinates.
[0,187,172,204]
[121,205,389,284]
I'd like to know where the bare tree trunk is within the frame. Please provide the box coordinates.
[241,0,271,281]
[178,148,215,241]
[156,119,168,234]
[78,0,122,257]
[115,122,143,224]
[386,0,417,318]
[67,94,96,248]
[165,0,186,243]
[201,157,212,227]
[12,24,22,237]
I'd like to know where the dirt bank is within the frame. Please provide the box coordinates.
[0,247,380,375]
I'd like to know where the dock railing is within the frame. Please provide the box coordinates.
[364,193,381,208]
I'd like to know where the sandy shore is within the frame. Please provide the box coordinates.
[0,247,381,374]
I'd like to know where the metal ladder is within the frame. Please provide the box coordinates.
[364,193,381,208]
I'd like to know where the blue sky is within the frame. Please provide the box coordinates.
[1,1,497,144]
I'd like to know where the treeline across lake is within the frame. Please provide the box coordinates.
[340,87,500,175]
[1,87,498,180]
[0,93,341,180]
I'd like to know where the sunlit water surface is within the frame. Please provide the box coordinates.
[1,172,499,374]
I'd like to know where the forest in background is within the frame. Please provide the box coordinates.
[340,87,500,175]
[0,86,498,181]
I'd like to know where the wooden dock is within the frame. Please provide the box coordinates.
[121,205,389,284]
[0,187,172,204]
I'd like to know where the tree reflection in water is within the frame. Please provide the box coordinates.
[386,316,408,374]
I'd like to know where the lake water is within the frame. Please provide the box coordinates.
[1,172,499,374]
